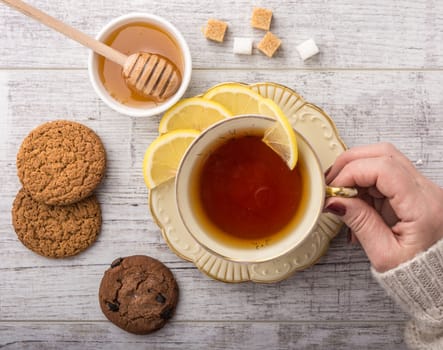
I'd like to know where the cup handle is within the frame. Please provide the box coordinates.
[325,186,358,198]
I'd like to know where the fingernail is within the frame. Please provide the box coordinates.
[324,203,346,216]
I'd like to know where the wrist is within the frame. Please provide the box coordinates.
[371,238,443,323]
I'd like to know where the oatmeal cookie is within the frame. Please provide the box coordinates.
[12,188,101,258]
[17,120,106,205]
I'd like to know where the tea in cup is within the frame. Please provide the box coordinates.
[176,115,355,263]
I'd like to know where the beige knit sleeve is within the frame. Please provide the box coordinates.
[371,238,443,350]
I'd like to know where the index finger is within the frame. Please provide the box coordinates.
[326,143,417,184]
[329,156,419,217]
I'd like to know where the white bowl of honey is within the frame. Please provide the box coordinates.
[88,13,192,117]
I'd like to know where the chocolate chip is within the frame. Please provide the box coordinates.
[160,307,173,320]
[156,293,166,304]
[106,301,120,312]
[111,257,123,268]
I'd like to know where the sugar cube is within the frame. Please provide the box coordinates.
[251,7,273,31]
[257,32,281,57]
[233,37,253,55]
[296,39,319,61]
[203,19,228,43]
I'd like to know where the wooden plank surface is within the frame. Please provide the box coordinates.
[1,0,443,348]
[0,0,443,69]
[0,322,407,350]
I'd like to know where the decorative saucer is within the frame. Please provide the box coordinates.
[149,82,346,283]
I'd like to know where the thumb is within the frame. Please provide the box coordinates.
[324,197,398,270]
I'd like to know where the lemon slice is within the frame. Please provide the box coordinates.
[259,97,284,118]
[143,129,200,189]
[203,83,273,116]
[159,97,232,134]
[261,98,298,169]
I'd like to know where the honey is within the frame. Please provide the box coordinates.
[195,135,306,243]
[98,22,184,107]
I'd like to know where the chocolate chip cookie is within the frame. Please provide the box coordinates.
[17,120,106,206]
[99,255,179,334]
[12,188,102,258]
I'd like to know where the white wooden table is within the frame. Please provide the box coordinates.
[1,1,443,348]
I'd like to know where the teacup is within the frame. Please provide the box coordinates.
[176,115,356,263]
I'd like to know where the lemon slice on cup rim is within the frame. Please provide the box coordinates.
[143,129,200,189]
[259,98,298,169]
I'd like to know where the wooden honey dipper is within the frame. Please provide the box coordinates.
[1,0,181,102]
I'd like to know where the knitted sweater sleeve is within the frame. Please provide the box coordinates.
[371,238,443,350]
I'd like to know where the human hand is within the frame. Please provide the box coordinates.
[324,143,443,272]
